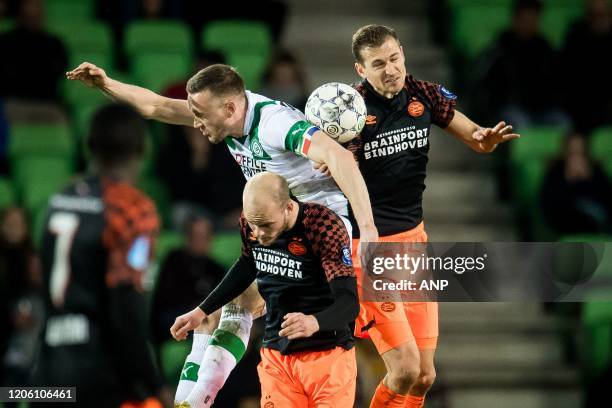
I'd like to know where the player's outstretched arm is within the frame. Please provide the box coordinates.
[170,256,256,341]
[66,62,193,126]
[307,131,378,242]
[445,110,520,153]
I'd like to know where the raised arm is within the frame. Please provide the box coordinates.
[445,110,520,153]
[66,62,193,126]
[307,131,378,242]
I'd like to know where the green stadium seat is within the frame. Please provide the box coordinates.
[0,18,15,33]
[124,21,193,59]
[49,21,113,57]
[512,160,547,212]
[17,158,71,216]
[226,52,269,91]
[131,52,191,93]
[202,20,272,56]
[160,340,191,386]
[541,5,583,48]
[509,126,565,167]
[211,232,242,268]
[582,292,612,379]
[590,126,612,162]
[72,102,103,143]
[0,177,15,209]
[156,230,184,264]
[13,157,72,188]
[451,5,512,60]
[32,204,50,249]
[8,123,74,161]
[201,20,273,89]
[138,178,172,229]
[46,0,95,24]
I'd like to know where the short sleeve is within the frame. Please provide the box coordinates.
[406,76,457,128]
[302,204,355,282]
[102,182,159,291]
[258,102,319,157]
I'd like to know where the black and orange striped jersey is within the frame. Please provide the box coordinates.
[348,75,457,237]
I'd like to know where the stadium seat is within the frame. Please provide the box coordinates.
[8,123,74,161]
[160,340,190,386]
[509,126,565,167]
[49,21,113,58]
[0,177,15,209]
[138,177,172,229]
[124,20,193,59]
[0,18,15,33]
[46,0,95,23]
[590,126,612,162]
[541,4,583,48]
[32,204,49,249]
[156,230,184,264]
[451,5,512,60]
[225,52,269,91]
[131,52,191,93]
[211,232,242,268]
[201,20,273,89]
[582,292,612,379]
[16,158,72,216]
[202,20,272,57]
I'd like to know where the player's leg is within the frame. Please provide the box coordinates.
[404,348,436,408]
[174,309,221,404]
[369,329,421,408]
[258,348,309,408]
[180,282,264,407]
[404,302,439,408]
[302,347,358,407]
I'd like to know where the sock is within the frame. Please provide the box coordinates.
[370,381,407,408]
[405,394,425,408]
[183,304,253,407]
[174,333,211,404]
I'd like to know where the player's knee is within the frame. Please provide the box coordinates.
[413,368,436,393]
[387,361,420,390]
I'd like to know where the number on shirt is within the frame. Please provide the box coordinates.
[49,212,80,308]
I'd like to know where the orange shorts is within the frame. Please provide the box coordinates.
[353,222,439,354]
[257,346,357,408]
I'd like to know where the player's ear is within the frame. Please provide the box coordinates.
[355,62,367,79]
[225,100,236,118]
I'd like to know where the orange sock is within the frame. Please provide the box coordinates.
[369,381,407,408]
[405,394,425,407]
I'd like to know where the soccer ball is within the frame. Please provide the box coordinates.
[305,82,367,143]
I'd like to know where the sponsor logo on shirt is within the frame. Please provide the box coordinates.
[288,239,307,256]
[363,126,429,159]
[341,246,352,266]
[408,100,425,117]
[234,153,267,178]
[127,236,150,270]
[365,115,377,125]
[439,85,457,100]
[253,247,304,279]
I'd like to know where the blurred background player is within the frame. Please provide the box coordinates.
[171,171,360,407]
[345,24,519,408]
[30,104,170,408]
